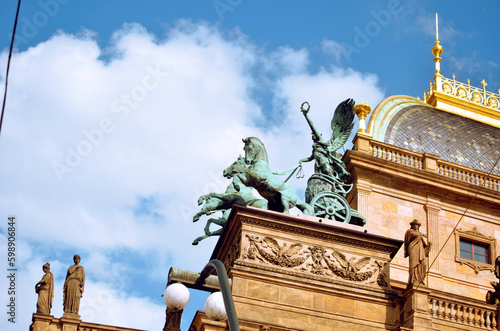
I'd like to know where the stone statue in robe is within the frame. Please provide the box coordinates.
[63,254,85,317]
[404,219,431,286]
[35,263,54,315]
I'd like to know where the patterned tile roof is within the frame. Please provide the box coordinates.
[383,104,500,176]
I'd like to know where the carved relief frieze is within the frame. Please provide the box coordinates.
[456,259,494,274]
[241,234,388,287]
[239,217,394,254]
[223,234,241,271]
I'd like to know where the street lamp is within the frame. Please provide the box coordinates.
[204,291,227,321]
[164,259,240,331]
[163,283,190,331]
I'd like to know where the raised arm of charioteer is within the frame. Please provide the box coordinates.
[300,102,323,143]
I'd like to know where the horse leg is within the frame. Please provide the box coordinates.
[204,216,227,235]
[296,202,314,216]
[193,211,203,222]
[193,197,228,222]
[193,218,226,246]
[192,234,210,245]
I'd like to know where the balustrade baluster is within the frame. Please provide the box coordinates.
[444,302,450,320]
[480,309,485,328]
[453,303,460,322]
[433,299,439,318]
[439,300,445,319]
[486,311,492,329]
[457,304,464,323]
[492,311,497,330]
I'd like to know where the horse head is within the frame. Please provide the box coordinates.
[223,156,246,178]
[242,137,269,164]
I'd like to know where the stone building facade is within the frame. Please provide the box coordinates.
[189,34,500,331]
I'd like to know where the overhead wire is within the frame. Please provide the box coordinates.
[0,0,22,138]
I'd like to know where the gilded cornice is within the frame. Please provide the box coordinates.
[425,90,500,128]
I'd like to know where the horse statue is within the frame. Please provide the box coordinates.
[192,164,267,245]
[223,137,298,214]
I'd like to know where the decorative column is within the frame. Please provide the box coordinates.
[425,197,441,277]
[352,178,372,221]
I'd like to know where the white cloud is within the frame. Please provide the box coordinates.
[322,39,347,65]
[0,20,385,331]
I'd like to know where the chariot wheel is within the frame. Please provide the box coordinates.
[310,192,351,223]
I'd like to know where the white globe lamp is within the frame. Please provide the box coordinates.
[204,291,227,321]
[163,283,190,310]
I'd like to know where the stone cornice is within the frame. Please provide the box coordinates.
[345,150,500,214]
[212,206,403,261]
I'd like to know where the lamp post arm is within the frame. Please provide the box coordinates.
[199,259,240,331]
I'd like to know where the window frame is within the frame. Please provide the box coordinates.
[455,227,496,274]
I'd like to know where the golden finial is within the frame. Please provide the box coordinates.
[481,79,487,89]
[431,12,444,76]
[354,101,372,133]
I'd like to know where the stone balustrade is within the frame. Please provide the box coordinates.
[428,295,498,330]
[437,159,500,191]
[370,140,423,169]
[354,135,500,192]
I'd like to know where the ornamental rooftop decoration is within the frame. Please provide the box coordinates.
[192,99,367,245]
[423,13,500,128]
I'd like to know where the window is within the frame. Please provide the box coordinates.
[455,227,496,273]
[459,239,489,263]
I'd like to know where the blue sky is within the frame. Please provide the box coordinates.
[0,1,499,330]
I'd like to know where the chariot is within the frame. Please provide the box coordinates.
[305,173,365,225]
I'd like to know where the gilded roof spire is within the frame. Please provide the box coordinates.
[422,13,500,126]
[431,12,444,77]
